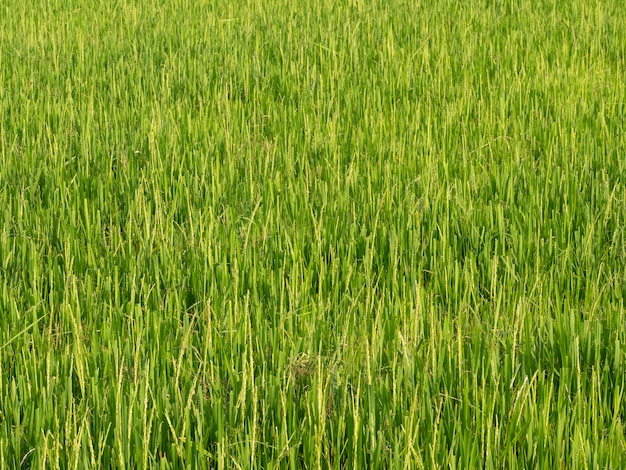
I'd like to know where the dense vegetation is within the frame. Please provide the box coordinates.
[1,0,625,467]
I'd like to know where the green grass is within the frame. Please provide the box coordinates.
[1,0,625,467]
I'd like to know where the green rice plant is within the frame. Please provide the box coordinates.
[1,0,625,467]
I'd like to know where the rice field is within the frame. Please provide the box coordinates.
[1,0,625,468]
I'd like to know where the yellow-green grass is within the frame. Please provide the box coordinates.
[1,0,625,467]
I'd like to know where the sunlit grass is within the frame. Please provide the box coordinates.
[1,0,625,467]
